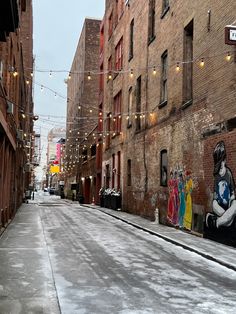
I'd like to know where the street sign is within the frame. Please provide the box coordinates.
[225,25,236,45]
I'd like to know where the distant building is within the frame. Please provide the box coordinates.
[46,128,66,188]
[65,18,101,202]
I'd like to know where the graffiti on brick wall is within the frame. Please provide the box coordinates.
[205,141,236,243]
[167,167,193,230]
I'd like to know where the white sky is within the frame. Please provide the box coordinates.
[32,0,105,180]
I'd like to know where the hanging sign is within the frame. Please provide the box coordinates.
[225,25,236,45]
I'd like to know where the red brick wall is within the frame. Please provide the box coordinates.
[101,0,236,230]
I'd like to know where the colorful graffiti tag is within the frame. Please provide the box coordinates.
[167,168,193,230]
[205,141,236,246]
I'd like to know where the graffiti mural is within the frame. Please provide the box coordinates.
[205,141,236,246]
[167,167,193,230]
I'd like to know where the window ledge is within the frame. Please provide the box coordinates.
[158,100,168,109]
[148,35,156,46]
[181,99,193,110]
[160,6,170,19]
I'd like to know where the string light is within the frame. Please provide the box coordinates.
[108,72,112,80]
[40,85,44,92]
[13,71,18,77]
[152,66,157,75]
[199,58,205,68]
[87,72,91,80]
[30,72,34,77]
[226,52,231,62]
[49,70,52,78]
[176,62,180,72]
[26,79,30,85]
[68,72,72,80]
[130,69,134,78]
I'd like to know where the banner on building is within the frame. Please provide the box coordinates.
[50,165,60,173]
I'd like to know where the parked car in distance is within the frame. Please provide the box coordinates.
[49,187,55,195]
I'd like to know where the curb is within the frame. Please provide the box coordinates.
[82,204,236,272]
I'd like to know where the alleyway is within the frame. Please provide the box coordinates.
[1,192,236,314]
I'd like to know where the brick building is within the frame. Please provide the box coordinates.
[46,128,66,190]
[65,18,101,203]
[101,0,236,243]
[0,0,34,229]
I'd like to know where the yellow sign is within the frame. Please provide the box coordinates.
[50,165,60,173]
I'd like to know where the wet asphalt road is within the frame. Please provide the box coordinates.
[0,192,236,314]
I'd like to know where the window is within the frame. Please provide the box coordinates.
[99,63,104,92]
[127,87,132,128]
[160,50,168,106]
[112,154,115,188]
[127,159,131,186]
[82,149,88,162]
[100,26,104,53]
[136,76,141,131]
[106,113,111,148]
[98,103,103,132]
[115,37,123,71]
[108,55,112,79]
[91,144,96,157]
[108,56,112,72]
[160,150,167,187]
[129,19,134,60]
[115,0,123,25]
[161,0,169,17]
[108,12,113,38]
[148,0,155,43]
[117,151,121,190]
[183,20,193,106]
[105,164,110,188]
[115,0,125,24]
[113,91,122,134]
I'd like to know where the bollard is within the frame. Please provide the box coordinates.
[155,208,159,224]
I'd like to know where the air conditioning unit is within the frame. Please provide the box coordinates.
[17,129,24,141]
[7,101,14,114]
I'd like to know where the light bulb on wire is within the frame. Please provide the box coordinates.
[199,58,205,68]
[152,66,157,75]
[226,52,231,62]
[176,62,180,72]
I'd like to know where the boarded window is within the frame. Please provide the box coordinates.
[129,19,134,60]
[183,20,193,105]
[160,50,168,104]
[148,0,155,43]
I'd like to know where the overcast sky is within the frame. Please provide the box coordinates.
[33,0,105,178]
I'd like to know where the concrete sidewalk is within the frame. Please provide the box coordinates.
[82,204,236,272]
